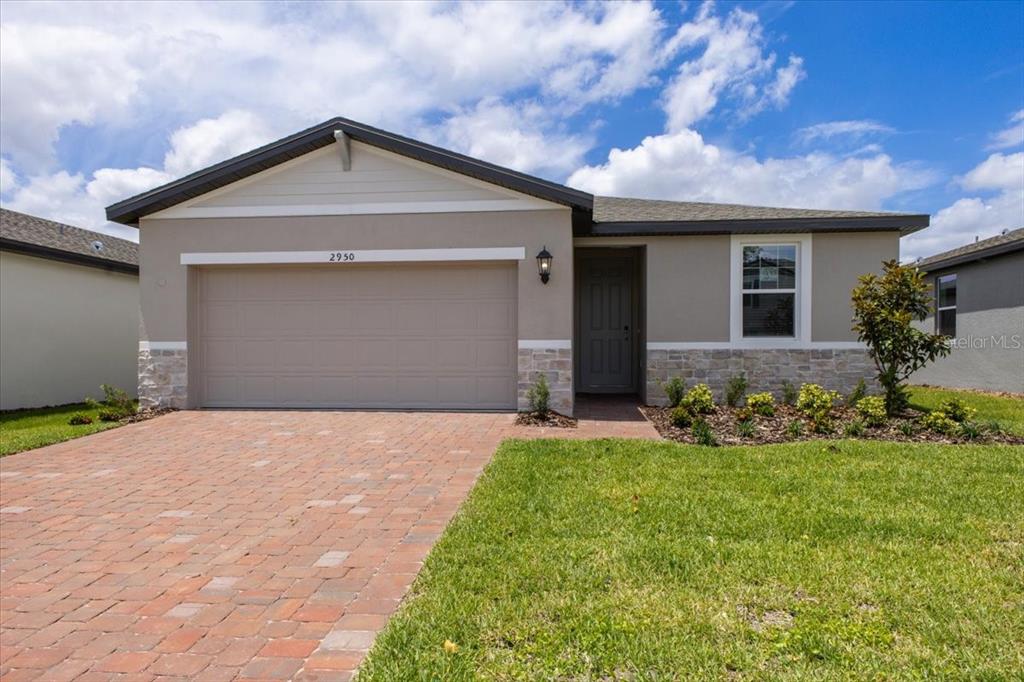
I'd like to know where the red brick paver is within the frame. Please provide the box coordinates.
[0,409,657,679]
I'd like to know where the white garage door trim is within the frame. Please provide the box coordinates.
[181,247,526,266]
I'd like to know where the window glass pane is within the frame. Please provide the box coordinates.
[743,293,795,337]
[741,244,797,291]
[937,275,956,308]
[938,308,956,337]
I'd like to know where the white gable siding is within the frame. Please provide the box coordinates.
[151,142,561,219]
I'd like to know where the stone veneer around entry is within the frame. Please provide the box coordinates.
[138,346,188,410]
[646,348,878,406]
[518,345,573,416]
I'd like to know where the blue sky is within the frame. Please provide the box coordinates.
[1,0,1021,258]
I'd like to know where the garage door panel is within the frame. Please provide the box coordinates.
[197,263,517,409]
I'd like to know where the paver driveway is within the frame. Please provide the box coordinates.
[0,409,657,681]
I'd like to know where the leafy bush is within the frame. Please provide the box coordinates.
[938,397,976,424]
[846,379,868,406]
[725,374,748,407]
[797,383,841,432]
[921,410,958,436]
[662,377,686,408]
[786,419,804,439]
[851,260,950,414]
[85,384,135,419]
[736,419,755,438]
[680,383,715,415]
[745,392,775,417]
[692,419,718,446]
[781,381,798,406]
[856,396,887,427]
[898,421,916,437]
[526,374,550,414]
[844,418,866,437]
[68,413,93,426]
[670,405,694,428]
[734,406,754,422]
[959,421,983,441]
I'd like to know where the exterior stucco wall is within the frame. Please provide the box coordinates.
[0,251,138,410]
[575,235,731,342]
[811,231,899,342]
[912,251,1024,393]
[138,210,573,409]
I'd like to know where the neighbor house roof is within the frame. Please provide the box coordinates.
[916,228,1024,272]
[0,208,139,274]
[105,116,929,235]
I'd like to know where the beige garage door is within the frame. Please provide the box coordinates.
[195,263,517,409]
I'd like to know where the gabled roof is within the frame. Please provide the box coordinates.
[0,208,138,274]
[106,117,593,225]
[104,116,929,236]
[917,228,1024,272]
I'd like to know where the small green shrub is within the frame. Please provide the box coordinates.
[846,378,868,406]
[959,421,983,441]
[781,381,798,406]
[785,419,804,439]
[725,374,748,407]
[745,392,775,417]
[844,418,866,437]
[670,405,694,428]
[898,421,916,437]
[97,410,124,422]
[797,383,841,432]
[661,377,686,408]
[856,396,887,427]
[680,383,715,415]
[734,406,754,422]
[692,419,718,446]
[736,419,755,438]
[526,374,550,414]
[921,410,958,436]
[985,419,1004,435]
[68,413,94,426]
[938,397,976,424]
[85,384,135,419]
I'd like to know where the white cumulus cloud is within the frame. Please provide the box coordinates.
[986,109,1024,151]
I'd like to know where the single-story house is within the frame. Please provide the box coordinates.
[105,117,929,415]
[912,228,1023,393]
[0,208,139,410]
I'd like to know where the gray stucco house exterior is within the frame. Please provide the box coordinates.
[105,117,930,415]
[912,228,1024,394]
[0,209,139,410]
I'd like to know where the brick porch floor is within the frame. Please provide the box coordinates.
[0,409,658,681]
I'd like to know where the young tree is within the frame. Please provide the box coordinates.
[851,260,950,415]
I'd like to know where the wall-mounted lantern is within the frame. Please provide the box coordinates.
[536,246,553,284]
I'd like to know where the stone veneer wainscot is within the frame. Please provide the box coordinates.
[518,346,573,416]
[138,347,188,410]
[646,348,877,405]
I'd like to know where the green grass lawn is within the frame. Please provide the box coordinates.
[909,385,1024,434]
[360,439,1024,680]
[0,403,126,456]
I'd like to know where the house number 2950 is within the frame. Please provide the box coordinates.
[328,252,356,262]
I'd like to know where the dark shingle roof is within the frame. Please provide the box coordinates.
[917,228,1024,272]
[0,208,138,270]
[593,196,903,222]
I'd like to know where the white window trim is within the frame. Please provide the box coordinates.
[936,273,957,335]
[729,234,812,348]
[180,246,525,266]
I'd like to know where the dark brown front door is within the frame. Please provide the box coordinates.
[577,252,637,393]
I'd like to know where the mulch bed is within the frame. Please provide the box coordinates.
[515,411,578,428]
[641,404,1024,446]
[120,408,176,425]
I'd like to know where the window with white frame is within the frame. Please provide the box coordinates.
[936,274,956,337]
[741,243,798,337]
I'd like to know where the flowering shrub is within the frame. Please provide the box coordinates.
[855,396,887,427]
[745,392,775,417]
[797,383,841,432]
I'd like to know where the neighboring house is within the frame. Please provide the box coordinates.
[912,229,1024,393]
[105,117,929,415]
[0,209,139,410]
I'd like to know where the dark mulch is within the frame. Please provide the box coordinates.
[121,408,176,425]
[641,404,1024,446]
[515,411,578,428]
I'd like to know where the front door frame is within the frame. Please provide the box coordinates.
[574,247,645,395]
